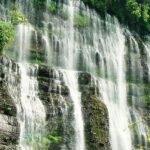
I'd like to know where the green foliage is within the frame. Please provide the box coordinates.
[10,9,28,25]
[47,2,68,20]
[82,0,150,35]
[142,4,150,22]
[23,132,62,149]
[47,134,62,144]
[74,15,90,28]
[82,0,107,13]
[48,2,57,14]
[0,21,15,54]
[32,0,46,9]
[126,0,150,22]
[30,59,46,66]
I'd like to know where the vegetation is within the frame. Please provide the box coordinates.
[24,132,62,149]
[32,0,46,10]
[82,0,150,35]
[74,15,90,28]
[0,7,28,55]
[48,2,57,14]
[0,21,15,55]
[10,9,28,25]
[126,0,150,33]
[47,1,68,20]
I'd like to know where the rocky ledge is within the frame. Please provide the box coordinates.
[0,56,110,149]
[0,56,19,150]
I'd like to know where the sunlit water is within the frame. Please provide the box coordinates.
[0,0,150,149]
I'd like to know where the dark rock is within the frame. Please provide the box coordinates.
[78,72,91,85]
[0,56,19,149]
[0,56,110,150]
[82,94,110,150]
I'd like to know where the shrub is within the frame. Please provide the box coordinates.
[74,15,90,28]
[10,9,28,25]
[48,2,57,14]
[0,21,15,54]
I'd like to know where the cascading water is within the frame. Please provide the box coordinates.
[0,0,150,149]
[2,6,47,149]
[7,63,46,150]
[18,64,46,150]
[144,42,150,82]
[125,33,150,149]
[94,19,132,150]
[14,24,33,62]
[63,71,85,150]
[44,1,86,149]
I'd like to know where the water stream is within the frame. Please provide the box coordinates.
[63,71,85,150]
[0,0,150,149]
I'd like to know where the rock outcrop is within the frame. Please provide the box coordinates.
[0,56,19,150]
[79,72,110,150]
[0,56,110,149]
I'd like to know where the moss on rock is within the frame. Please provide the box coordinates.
[82,94,110,150]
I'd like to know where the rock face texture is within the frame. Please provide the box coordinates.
[79,72,110,150]
[0,56,19,150]
[37,66,75,150]
[0,56,110,149]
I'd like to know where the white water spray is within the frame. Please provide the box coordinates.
[63,70,85,150]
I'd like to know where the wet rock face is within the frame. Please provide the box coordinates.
[37,65,75,150]
[125,33,150,130]
[78,72,92,85]
[38,67,110,149]
[0,56,19,150]
[0,57,110,149]
[78,72,110,150]
[82,95,110,150]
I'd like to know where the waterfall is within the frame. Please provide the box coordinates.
[6,20,46,150]
[7,63,46,150]
[18,64,46,150]
[125,33,150,149]
[0,0,150,149]
[63,70,85,150]
[68,0,75,69]
[44,1,86,149]
[95,19,132,150]
[14,24,33,62]
[144,42,150,82]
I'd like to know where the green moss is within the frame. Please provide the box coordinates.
[74,15,90,28]
[82,94,109,150]
[47,134,62,144]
